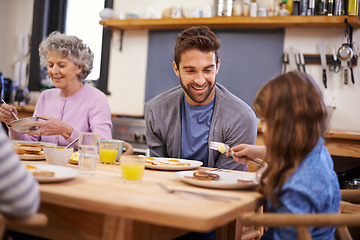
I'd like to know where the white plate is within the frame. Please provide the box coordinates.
[145,157,203,170]
[26,164,78,183]
[12,140,57,161]
[175,170,259,189]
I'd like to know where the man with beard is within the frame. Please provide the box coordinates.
[145,26,257,171]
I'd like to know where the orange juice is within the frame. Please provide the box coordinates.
[99,148,118,164]
[121,163,145,182]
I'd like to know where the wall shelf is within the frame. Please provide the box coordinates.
[100,16,360,30]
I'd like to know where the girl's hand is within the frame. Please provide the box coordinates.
[229,144,266,163]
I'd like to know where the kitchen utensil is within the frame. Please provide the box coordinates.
[295,51,301,71]
[299,52,306,72]
[349,58,355,84]
[65,137,79,149]
[343,178,360,189]
[338,44,353,85]
[308,0,315,15]
[319,41,327,88]
[328,0,334,15]
[282,53,288,74]
[288,47,297,71]
[341,61,349,85]
[158,182,241,202]
[1,99,19,120]
[209,142,267,170]
[338,44,354,61]
[10,116,38,134]
[329,46,340,73]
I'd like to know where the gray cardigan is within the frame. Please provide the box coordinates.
[145,83,257,170]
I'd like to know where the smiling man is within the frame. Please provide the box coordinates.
[145,26,257,171]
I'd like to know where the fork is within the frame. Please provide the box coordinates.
[157,182,240,202]
[209,141,267,171]
[209,141,234,156]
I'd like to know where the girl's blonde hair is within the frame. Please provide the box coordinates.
[254,71,328,205]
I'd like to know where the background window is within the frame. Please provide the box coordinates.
[65,0,104,81]
[28,0,112,94]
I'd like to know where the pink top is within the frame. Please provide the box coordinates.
[10,85,112,148]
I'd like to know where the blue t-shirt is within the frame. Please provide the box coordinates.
[181,97,215,166]
[262,138,341,240]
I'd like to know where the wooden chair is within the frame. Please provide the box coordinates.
[0,212,48,238]
[123,141,134,155]
[239,189,360,240]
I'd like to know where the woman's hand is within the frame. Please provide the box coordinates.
[25,115,74,139]
[0,103,19,125]
[228,144,266,164]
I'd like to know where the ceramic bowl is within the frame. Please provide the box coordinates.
[10,117,38,134]
[43,146,74,166]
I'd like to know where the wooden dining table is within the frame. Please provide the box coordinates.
[11,160,264,240]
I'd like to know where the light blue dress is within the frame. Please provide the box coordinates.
[262,138,341,240]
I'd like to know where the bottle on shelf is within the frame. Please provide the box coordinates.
[286,0,293,15]
[348,0,359,15]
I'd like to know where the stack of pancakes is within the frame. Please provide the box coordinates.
[13,142,43,155]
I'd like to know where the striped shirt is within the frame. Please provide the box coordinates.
[0,126,40,217]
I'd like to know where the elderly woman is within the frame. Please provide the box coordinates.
[0,31,112,147]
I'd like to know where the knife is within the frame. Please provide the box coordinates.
[295,50,301,71]
[299,51,306,72]
[288,47,297,71]
[282,53,288,74]
[319,41,327,88]
[158,183,241,202]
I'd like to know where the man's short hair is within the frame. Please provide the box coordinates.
[174,26,221,68]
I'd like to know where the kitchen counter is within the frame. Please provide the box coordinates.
[15,105,360,158]
[256,124,360,158]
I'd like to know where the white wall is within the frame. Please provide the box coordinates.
[1,0,359,131]
[107,0,212,116]
[110,0,360,131]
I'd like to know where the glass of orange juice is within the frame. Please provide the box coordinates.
[99,140,121,164]
[120,155,145,183]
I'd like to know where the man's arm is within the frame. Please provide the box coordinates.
[144,105,168,157]
[214,107,258,170]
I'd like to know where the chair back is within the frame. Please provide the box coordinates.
[0,212,48,238]
[239,189,360,240]
[123,141,133,155]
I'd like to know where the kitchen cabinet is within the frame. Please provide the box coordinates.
[256,125,360,158]
[100,16,360,30]
[15,105,35,119]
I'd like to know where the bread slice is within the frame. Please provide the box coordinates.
[13,142,43,155]
[32,171,55,178]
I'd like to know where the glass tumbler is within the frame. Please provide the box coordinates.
[78,132,99,176]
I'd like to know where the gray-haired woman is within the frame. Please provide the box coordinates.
[0,31,112,148]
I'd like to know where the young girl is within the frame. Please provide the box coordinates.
[230,71,341,239]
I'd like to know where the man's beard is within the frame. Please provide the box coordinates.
[179,75,215,104]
